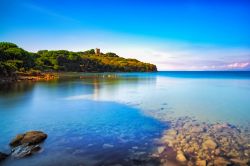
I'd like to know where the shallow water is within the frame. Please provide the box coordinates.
[0,71,250,165]
[60,71,250,126]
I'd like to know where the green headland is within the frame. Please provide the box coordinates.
[0,42,157,82]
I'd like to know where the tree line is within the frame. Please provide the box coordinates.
[0,42,157,77]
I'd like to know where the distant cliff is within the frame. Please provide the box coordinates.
[0,42,157,78]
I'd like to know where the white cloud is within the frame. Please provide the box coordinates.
[227,62,250,69]
[116,43,250,71]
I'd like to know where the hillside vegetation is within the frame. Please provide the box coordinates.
[0,42,157,77]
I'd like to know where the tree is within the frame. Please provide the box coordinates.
[82,49,95,55]
[105,52,118,57]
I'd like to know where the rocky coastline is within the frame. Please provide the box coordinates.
[152,116,250,166]
[0,72,58,84]
[17,71,58,82]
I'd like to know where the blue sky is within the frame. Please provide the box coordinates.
[1,0,250,70]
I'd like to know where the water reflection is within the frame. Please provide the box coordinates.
[0,82,36,109]
[0,74,164,166]
[1,72,250,166]
[1,99,166,166]
[77,73,157,101]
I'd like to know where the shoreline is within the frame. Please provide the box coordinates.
[0,72,59,84]
[0,71,159,84]
[17,72,58,81]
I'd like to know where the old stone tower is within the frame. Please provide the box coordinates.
[95,48,100,55]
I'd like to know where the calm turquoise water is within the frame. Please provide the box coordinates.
[0,71,250,165]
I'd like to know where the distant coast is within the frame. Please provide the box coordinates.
[0,42,157,83]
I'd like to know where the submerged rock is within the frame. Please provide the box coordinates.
[191,126,205,133]
[11,143,41,158]
[213,157,230,166]
[0,152,8,162]
[196,159,206,166]
[202,139,217,150]
[9,131,47,158]
[213,123,231,132]
[214,148,221,155]
[230,158,249,166]
[176,151,187,163]
[10,131,47,147]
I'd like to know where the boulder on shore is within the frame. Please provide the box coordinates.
[10,131,47,147]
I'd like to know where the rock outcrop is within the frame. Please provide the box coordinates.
[9,131,47,158]
[11,143,41,158]
[10,131,47,147]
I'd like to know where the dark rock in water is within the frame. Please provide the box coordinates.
[11,143,41,158]
[10,134,24,147]
[9,131,46,158]
[10,131,47,147]
[0,152,8,162]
